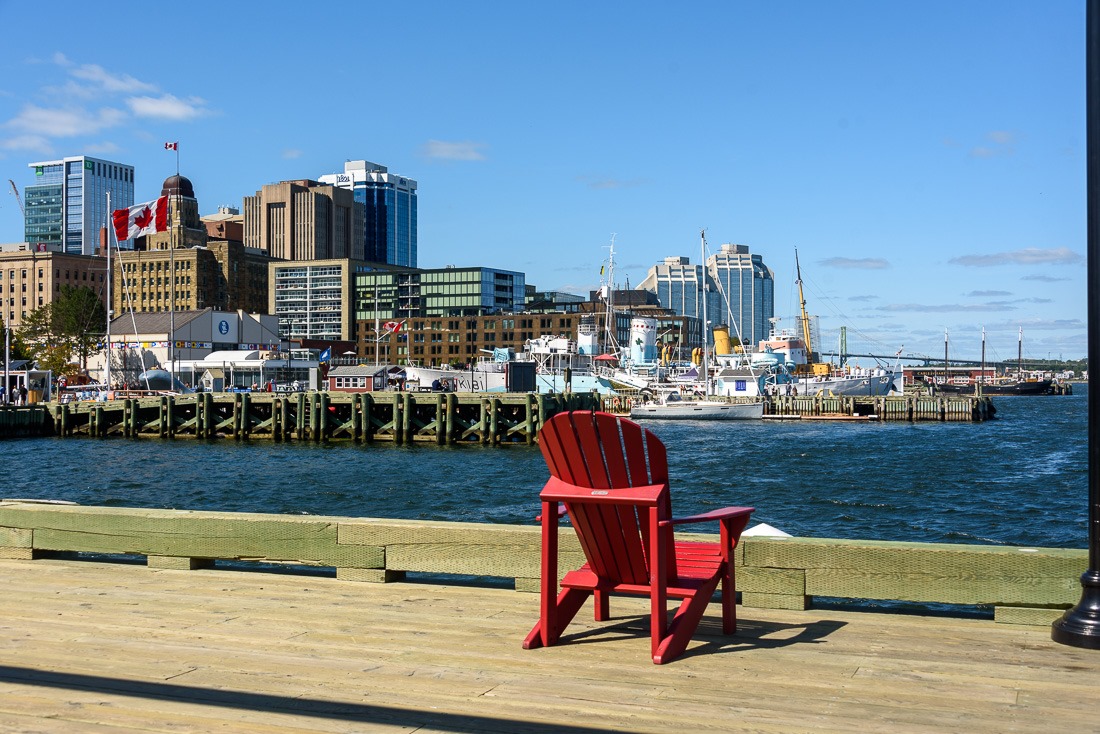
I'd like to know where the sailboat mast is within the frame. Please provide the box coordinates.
[700,229,709,396]
[604,234,616,354]
[105,191,112,392]
[1018,326,1023,378]
[795,248,814,360]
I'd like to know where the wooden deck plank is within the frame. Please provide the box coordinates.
[0,558,1096,733]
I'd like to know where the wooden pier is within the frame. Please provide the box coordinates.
[0,503,1095,732]
[44,391,600,444]
[2,391,994,442]
[605,393,996,422]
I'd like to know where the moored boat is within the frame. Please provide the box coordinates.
[630,392,764,420]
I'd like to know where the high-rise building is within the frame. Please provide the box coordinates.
[243,180,364,261]
[24,156,135,255]
[707,243,775,346]
[637,243,774,347]
[318,160,417,267]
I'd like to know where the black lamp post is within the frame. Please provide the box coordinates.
[1052,0,1100,648]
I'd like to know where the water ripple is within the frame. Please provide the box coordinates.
[2,388,1089,549]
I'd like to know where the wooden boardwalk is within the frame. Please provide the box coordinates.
[0,558,1096,733]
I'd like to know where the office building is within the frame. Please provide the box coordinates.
[354,266,524,364]
[318,160,417,267]
[637,243,774,346]
[243,180,364,261]
[356,266,524,323]
[270,259,391,343]
[0,246,106,328]
[24,156,135,255]
[707,243,775,346]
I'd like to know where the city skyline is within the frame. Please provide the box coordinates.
[0,2,1087,362]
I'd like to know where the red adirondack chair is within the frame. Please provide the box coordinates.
[523,410,754,664]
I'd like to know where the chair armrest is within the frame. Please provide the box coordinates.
[660,506,754,528]
[535,505,568,522]
[540,475,668,506]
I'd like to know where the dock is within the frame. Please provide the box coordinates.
[41,391,600,444]
[0,554,1096,733]
[607,393,996,422]
[0,391,1001,442]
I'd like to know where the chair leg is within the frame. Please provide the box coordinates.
[721,561,736,635]
[594,589,610,621]
[652,573,722,665]
[523,587,591,650]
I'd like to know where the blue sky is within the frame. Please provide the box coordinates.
[0,1,1087,362]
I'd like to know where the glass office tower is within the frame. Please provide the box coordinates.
[25,156,134,255]
[318,160,417,267]
[638,243,774,346]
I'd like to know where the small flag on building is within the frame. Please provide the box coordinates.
[111,196,169,241]
[319,347,331,362]
[164,141,178,150]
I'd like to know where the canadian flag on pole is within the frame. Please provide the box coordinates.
[164,141,178,150]
[112,196,169,242]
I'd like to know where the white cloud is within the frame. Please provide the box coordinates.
[70,63,157,94]
[0,134,52,152]
[282,149,303,159]
[127,94,208,120]
[877,303,1011,313]
[576,175,647,190]
[421,139,487,161]
[949,247,1083,267]
[1021,273,1070,282]
[820,257,889,270]
[5,104,126,137]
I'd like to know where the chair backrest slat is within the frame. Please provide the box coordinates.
[539,411,670,585]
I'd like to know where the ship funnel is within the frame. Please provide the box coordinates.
[713,324,733,355]
[629,318,657,363]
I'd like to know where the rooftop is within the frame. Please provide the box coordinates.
[1,557,1095,733]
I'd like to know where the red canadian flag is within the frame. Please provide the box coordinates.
[112,196,169,242]
[165,141,178,150]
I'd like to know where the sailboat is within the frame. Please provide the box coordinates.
[927,327,1053,395]
[630,231,764,421]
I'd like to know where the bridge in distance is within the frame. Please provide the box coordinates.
[817,352,1062,371]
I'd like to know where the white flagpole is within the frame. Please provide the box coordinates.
[105,191,112,393]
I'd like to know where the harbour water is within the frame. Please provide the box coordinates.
[1,386,1089,550]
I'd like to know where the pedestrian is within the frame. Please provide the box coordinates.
[18,385,27,405]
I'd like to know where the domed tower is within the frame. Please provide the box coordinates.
[144,174,206,251]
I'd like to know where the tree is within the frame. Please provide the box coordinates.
[17,285,107,376]
[51,285,107,369]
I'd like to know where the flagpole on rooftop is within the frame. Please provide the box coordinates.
[1051,0,1100,649]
